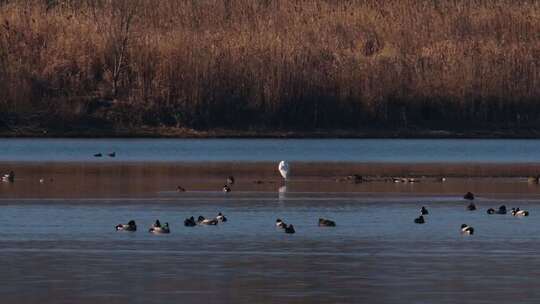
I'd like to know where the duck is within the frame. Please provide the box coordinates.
[216,212,227,222]
[284,224,295,234]
[496,205,507,214]
[116,220,137,231]
[94,153,102,157]
[2,171,14,183]
[461,224,474,235]
[226,176,235,185]
[149,222,170,234]
[184,216,196,227]
[318,218,336,227]
[342,174,363,184]
[197,216,218,225]
[487,205,507,215]
[466,202,477,211]
[222,185,231,193]
[414,215,425,224]
[108,152,116,157]
[511,208,529,216]
[276,219,287,229]
[463,192,475,200]
[420,206,429,215]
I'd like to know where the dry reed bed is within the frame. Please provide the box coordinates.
[0,0,539,131]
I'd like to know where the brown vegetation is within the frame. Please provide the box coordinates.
[0,0,539,135]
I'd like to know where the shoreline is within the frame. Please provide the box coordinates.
[2,127,540,139]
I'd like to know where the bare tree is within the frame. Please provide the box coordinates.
[103,0,139,98]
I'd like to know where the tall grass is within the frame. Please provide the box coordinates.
[0,0,539,132]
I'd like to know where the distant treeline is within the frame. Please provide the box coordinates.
[0,0,539,134]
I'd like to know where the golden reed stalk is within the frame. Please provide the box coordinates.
[0,0,538,131]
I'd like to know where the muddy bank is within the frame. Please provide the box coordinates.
[1,162,540,199]
[3,161,540,178]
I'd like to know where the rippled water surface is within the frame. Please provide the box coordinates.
[2,195,540,303]
[2,138,540,162]
[3,138,540,303]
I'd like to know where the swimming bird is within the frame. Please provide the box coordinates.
[226,176,235,185]
[284,224,295,234]
[2,171,14,183]
[420,206,429,215]
[197,216,218,225]
[278,161,290,180]
[94,153,102,157]
[467,202,477,211]
[116,220,137,231]
[276,219,287,229]
[511,208,529,216]
[461,224,474,235]
[222,185,231,193]
[216,212,227,222]
[487,205,507,215]
[318,218,336,227]
[184,216,196,227]
[414,215,425,224]
[108,152,116,157]
[342,174,363,184]
[464,192,475,200]
[149,222,170,234]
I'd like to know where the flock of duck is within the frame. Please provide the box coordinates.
[2,159,532,236]
[115,212,337,234]
[117,188,532,236]
[93,152,116,158]
[116,160,323,234]
[413,192,530,235]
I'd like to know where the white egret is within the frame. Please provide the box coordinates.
[278,161,290,180]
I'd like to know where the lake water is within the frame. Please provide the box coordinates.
[1,138,540,162]
[1,196,540,303]
[3,138,540,303]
